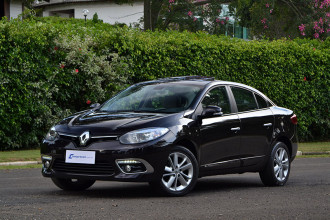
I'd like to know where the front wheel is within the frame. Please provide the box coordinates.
[259,142,291,186]
[51,178,95,191]
[150,146,198,196]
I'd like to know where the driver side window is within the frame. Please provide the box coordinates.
[201,87,231,114]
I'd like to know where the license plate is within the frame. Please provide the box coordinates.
[65,150,95,164]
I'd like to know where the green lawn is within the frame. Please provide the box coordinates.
[298,142,330,153]
[0,149,40,163]
[0,164,42,170]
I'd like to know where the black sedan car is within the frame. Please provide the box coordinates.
[41,76,298,196]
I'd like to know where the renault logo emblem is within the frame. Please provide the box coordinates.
[79,131,90,146]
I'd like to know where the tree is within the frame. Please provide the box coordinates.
[142,0,329,40]
[143,0,230,31]
[298,0,330,40]
[231,0,329,40]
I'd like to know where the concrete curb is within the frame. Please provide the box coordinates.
[297,151,330,156]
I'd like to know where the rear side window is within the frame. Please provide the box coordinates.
[201,86,231,114]
[255,94,268,109]
[231,87,258,112]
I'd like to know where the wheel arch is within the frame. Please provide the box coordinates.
[175,139,199,163]
[275,136,293,158]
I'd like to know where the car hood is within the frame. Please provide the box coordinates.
[55,110,181,136]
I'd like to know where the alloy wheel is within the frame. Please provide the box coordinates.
[273,147,289,181]
[162,152,194,191]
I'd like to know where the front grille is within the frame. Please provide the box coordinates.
[58,133,118,148]
[52,159,115,175]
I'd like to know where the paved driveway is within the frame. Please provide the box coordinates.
[0,158,329,219]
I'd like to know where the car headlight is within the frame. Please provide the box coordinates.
[119,128,169,144]
[45,126,58,141]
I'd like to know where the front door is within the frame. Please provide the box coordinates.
[199,86,241,170]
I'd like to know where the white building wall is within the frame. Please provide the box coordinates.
[10,0,23,19]
[42,2,144,26]
[42,10,51,17]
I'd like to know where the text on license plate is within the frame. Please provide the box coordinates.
[65,150,95,164]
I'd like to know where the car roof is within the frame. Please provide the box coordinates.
[137,76,275,105]
[136,76,214,86]
[138,76,257,91]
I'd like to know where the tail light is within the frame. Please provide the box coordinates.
[290,114,298,125]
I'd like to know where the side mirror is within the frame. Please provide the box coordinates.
[202,106,223,118]
[90,103,100,108]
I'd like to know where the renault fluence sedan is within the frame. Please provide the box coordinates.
[41,76,298,196]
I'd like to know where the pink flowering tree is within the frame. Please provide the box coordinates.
[143,0,227,32]
[298,0,330,40]
[142,0,329,40]
[232,0,329,40]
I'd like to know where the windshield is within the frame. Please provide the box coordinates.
[99,82,203,113]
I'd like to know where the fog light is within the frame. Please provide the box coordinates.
[116,159,147,174]
[117,160,141,164]
[41,155,52,171]
[125,165,132,172]
[45,161,50,168]
[41,155,52,161]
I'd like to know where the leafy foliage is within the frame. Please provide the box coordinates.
[0,17,130,150]
[113,30,329,141]
[142,0,229,32]
[0,17,328,150]
[232,0,330,40]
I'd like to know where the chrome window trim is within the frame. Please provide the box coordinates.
[229,85,275,109]
[235,107,271,115]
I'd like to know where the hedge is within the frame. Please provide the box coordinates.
[0,17,130,150]
[113,30,329,142]
[0,17,329,150]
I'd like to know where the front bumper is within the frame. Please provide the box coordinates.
[41,132,175,182]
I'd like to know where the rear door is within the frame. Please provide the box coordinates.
[230,87,274,166]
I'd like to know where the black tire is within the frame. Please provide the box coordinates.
[259,142,291,186]
[150,146,198,196]
[51,178,95,191]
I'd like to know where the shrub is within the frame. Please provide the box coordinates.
[0,18,130,150]
[0,17,328,150]
[52,34,129,110]
[112,31,329,141]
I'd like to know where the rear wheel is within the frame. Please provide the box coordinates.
[259,142,291,186]
[150,146,198,196]
[51,178,95,191]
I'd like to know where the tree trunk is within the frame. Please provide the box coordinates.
[150,0,164,30]
[144,0,151,30]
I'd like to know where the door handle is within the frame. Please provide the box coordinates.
[263,123,272,127]
[231,127,240,131]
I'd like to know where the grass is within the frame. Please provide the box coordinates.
[298,142,330,153]
[0,149,40,163]
[0,164,42,170]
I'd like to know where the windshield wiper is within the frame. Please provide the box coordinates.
[132,109,173,113]
[97,109,171,114]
